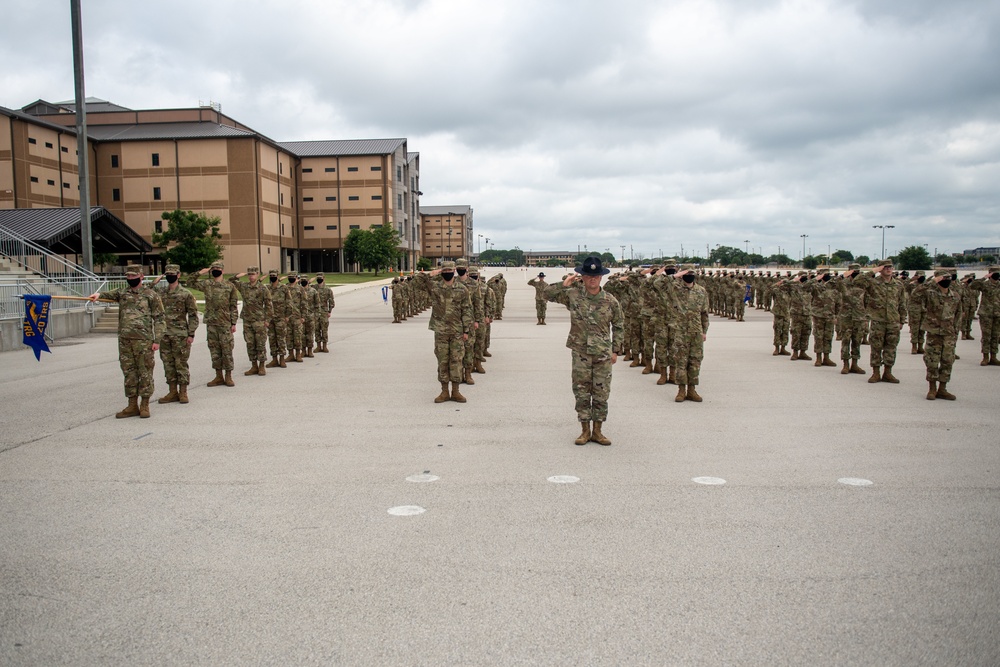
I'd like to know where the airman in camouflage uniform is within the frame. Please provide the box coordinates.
[959,274,977,340]
[454,259,481,383]
[299,275,319,357]
[265,269,290,368]
[770,276,791,356]
[779,271,813,361]
[91,264,164,419]
[312,272,335,353]
[921,269,963,400]
[413,261,474,403]
[285,274,305,362]
[187,261,239,387]
[969,266,1000,366]
[493,273,508,319]
[230,267,274,376]
[907,271,929,354]
[153,264,198,404]
[545,256,623,446]
[528,272,549,324]
[855,259,907,383]
[806,269,840,367]
[391,277,406,323]
[835,264,867,375]
[656,265,709,401]
[471,266,494,370]
[653,261,679,384]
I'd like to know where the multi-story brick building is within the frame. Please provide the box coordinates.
[420,205,473,263]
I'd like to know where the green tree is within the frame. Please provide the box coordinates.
[833,249,854,261]
[896,245,933,270]
[600,252,616,266]
[803,255,820,270]
[93,252,118,272]
[768,253,794,266]
[936,254,956,268]
[151,209,224,273]
[416,256,432,271]
[344,225,401,275]
[856,255,871,266]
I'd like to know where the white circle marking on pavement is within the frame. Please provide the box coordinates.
[387,505,426,516]
[838,477,873,486]
[548,475,580,484]
[406,473,440,483]
[692,477,727,485]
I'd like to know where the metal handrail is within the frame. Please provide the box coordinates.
[0,225,102,282]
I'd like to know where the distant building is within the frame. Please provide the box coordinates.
[420,205,472,263]
[524,250,574,266]
[962,246,999,258]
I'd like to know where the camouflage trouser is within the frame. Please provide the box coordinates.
[535,300,547,320]
[571,351,613,422]
[869,320,901,368]
[673,331,704,386]
[206,325,234,371]
[924,332,957,383]
[315,314,329,344]
[654,319,672,369]
[840,319,866,361]
[909,312,925,347]
[789,313,811,352]
[980,314,1000,355]
[484,321,492,352]
[287,318,303,351]
[243,320,268,363]
[625,314,641,356]
[120,338,155,398]
[303,317,315,350]
[435,333,465,383]
[159,334,191,385]
[393,299,403,321]
[640,315,655,361]
[267,318,287,357]
[772,315,789,348]
[476,322,489,360]
[961,309,974,337]
[736,299,745,319]
[464,325,478,367]
[812,316,834,355]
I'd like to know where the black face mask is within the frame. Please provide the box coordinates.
[800,276,808,282]
[441,272,455,281]
[127,277,142,288]
[165,274,178,284]
[211,269,223,278]
[822,275,831,282]
[300,280,308,286]
[316,278,323,283]
[457,268,467,276]
[470,275,478,280]
[992,273,1000,280]
[289,277,297,284]
[917,276,925,283]
[939,279,952,289]
[682,274,695,284]
[269,276,278,283]
[666,268,677,275]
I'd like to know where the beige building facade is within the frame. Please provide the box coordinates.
[420,205,474,264]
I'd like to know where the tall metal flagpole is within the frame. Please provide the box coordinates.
[71,0,92,272]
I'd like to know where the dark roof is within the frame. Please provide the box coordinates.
[0,105,80,135]
[278,138,407,157]
[53,97,133,113]
[420,205,473,216]
[86,122,255,141]
[0,207,153,254]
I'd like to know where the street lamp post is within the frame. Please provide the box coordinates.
[800,234,808,263]
[873,225,894,260]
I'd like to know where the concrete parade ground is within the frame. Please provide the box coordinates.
[1,269,998,666]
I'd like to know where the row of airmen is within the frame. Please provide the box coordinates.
[92,261,335,419]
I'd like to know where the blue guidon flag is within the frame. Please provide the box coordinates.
[744,285,752,303]
[22,294,52,360]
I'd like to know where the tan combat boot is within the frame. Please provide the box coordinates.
[868,366,881,383]
[773,345,781,356]
[850,360,865,374]
[882,366,899,384]
[642,360,653,374]
[917,343,925,354]
[667,367,676,384]
[790,350,799,361]
[207,370,225,387]
[116,397,140,419]
[982,354,991,367]
[450,382,467,403]
[629,354,641,368]
[575,422,591,446]
[158,383,179,404]
[675,385,687,403]
[537,318,543,325]
[841,360,850,375]
[257,362,266,376]
[278,354,287,368]
[224,371,235,387]
[295,349,304,362]
[779,346,790,356]
[540,318,545,325]
[178,385,189,404]
[244,362,259,376]
[591,422,611,446]
[822,353,837,367]
[686,386,703,402]
[434,382,450,403]
[926,381,937,400]
[911,343,919,355]
[799,351,812,361]
[656,369,668,385]
[321,343,330,353]
[305,347,314,358]
[138,397,151,419]
[936,382,956,400]
[474,360,486,374]
[991,353,1000,366]
[464,366,475,385]
[653,362,662,374]
[814,356,822,367]
[483,350,492,357]
[265,357,279,368]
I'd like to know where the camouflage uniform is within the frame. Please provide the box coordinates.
[455,260,481,379]
[413,264,474,399]
[780,273,813,359]
[473,269,494,367]
[527,274,548,323]
[186,261,239,385]
[313,273,335,352]
[266,270,290,366]
[907,272,929,354]
[806,270,840,365]
[300,277,318,357]
[391,278,405,323]
[98,265,164,417]
[544,270,624,426]
[229,267,273,374]
[770,279,790,355]
[154,264,198,401]
[855,262,907,382]
[921,272,963,398]
[835,266,867,373]
[959,274,977,339]
[285,276,304,361]
[969,267,1000,365]
[666,271,709,398]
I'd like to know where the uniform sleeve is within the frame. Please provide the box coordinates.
[264,288,274,319]
[461,290,473,334]
[611,298,625,355]
[150,292,165,344]
[228,285,239,325]
[185,292,200,337]
[544,283,571,306]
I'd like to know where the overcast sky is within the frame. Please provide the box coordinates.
[3,0,999,260]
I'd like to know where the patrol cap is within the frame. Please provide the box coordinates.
[988,265,1000,273]
[934,269,952,278]
[797,270,808,277]
[441,261,456,270]
[681,264,695,271]
[848,263,861,270]
[877,259,892,267]
[268,269,279,277]
[125,264,143,275]
[164,264,180,274]
[816,268,829,276]
[247,266,259,274]
[455,258,469,268]
[211,261,225,270]
[914,270,925,277]
[315,272,324,278]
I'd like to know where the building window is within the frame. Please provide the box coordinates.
[47,179,55,186]
[30,176,38,183]
[326,225,337,230]
[61,146,68,153]
[372,195,382,201]
[397,166,402,182]
[324,167,336,173]
[304,225,315,231]
[111,155,119,168]
[153,186,161,200]
[371,166,381,172]
[349,225,360,229]
[326,196,336,201]
[281,224,285,235]
[398,194,403,209]
[303,168,313,173]
[155,220,162,233]
[303,197,314,202]
[279,162,283,174]
[112,188,121,201]
[347,167,358,172]
[348,196,359,201]
[279,192,284,205]
[45,142,54,149]
[63,182,70,189]
[28,137,37,145]
[152,153,160,166]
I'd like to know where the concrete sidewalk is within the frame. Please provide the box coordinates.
[1,267,998,665]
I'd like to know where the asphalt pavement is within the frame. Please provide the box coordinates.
[1,268,998,666]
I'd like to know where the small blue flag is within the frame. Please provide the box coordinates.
[381,286,389,303]
[22,295,52,361]
[744,285,752,303]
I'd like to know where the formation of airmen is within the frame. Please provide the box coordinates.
[91,261,335,419]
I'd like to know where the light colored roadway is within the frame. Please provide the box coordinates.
[1,269,998,665]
